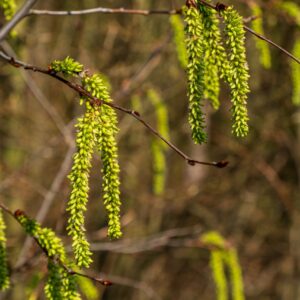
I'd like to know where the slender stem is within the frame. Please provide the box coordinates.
[29,7,180,16]
[0,50,227,168]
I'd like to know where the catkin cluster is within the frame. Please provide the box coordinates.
[14,210,81,300]
[50,57,122,268]
[172,1,250,142]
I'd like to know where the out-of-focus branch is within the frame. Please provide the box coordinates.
[0,0,38,42]
[0,51,228,169]
[86,225,229,254]
[15,144,75,268]
[0,41,71,143]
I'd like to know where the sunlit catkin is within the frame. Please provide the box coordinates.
[183,4,207,144]
[221,7,250,137]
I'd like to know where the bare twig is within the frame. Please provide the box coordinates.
[0,0,38,42]
[23,2,300,65]
[29,7,180,16]
[243,25,300,64]
[197,0,300,65]
[0,51,227,168]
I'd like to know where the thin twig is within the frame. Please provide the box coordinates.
[0,51,227,168]
[29,7,180,16]
[0,0,38,42]
[197,0,300,65]
[0,1,299,65]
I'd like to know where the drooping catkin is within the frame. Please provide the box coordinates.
[170,14,188,69]
[250,3,271,69]
[183,4,207,144]
[82,74,122,239]
[0,210,9,290]
[221,7,250,137]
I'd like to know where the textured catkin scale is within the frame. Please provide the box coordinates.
[82,74,122,240]
[50,57,84,76]
[0,211,9,290]
[197,1,230,110]
[183,5,207,144]
[250,3,271,69]
[67,103,95,268]
[221,6,250,138]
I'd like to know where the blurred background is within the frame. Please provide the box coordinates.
[0,0,300,299]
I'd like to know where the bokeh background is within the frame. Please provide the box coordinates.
[1,0,300,299]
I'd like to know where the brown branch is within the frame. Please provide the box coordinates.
[29,7,181,16]
[0,202,112,287]
[197,0,300,65]
[0,50,227,168]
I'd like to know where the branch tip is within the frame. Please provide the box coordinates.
[215,160,229,168]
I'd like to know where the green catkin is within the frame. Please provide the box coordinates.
[291,39,300,106]
[148,89,169,195]
[202,231,245,300]
[0,0,16,20]
[45,261,64,300]
[250,3,271,69]
[170,14,188,69]
[221,7,250,137]
[82,74,122,239]
[76,273,99,300]
[148,89,170,145]
[202,232,228,300]
[224,249,245,300]
[15,211,81,299]
[197,1,230,110]
[151,140,166,195]
[50,57,84,77]
[279,1,300,26]
[211,251,228,300]
[67,102,95,268]
[0,210,9,290]
[183,4,207,144]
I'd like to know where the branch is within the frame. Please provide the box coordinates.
[197,0,300,65]
[0,0,38,42]
[0,202,112,287]
[26,2,300,65]
[29,7,180,16]
[0,50,227,168]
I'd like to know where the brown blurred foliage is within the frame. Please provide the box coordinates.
[0,0,300,299]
